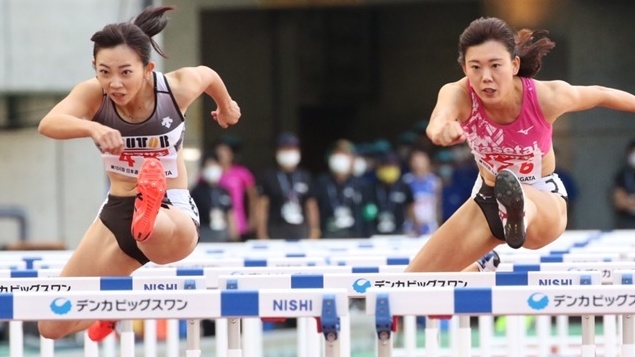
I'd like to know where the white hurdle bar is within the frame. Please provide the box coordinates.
[0,264,405,357]
[0,288,349,357]
[0,275,206,357]
[613,270,635,357]
[498,261,635,283]
[218,270,602,357]
[365,284,635,357]
[24,249,635,273]
[5,262,633,356]
[0,230,630,271]
[0,229,628,263]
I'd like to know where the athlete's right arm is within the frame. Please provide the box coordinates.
[426,79,471,146]
[38,80,123,154]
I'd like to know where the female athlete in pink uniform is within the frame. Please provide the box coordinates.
[407,17,635,273]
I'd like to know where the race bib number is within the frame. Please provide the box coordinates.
[478,152,541,183]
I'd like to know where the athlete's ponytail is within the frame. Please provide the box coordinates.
[133,5,174,59]
[91,5,175,65]
[515,29,556,78]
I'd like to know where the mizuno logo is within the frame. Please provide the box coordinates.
[517,126,534,135]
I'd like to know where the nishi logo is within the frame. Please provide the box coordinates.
[50,298,72,315]
[527,293,549,311]
[352,278,372,294]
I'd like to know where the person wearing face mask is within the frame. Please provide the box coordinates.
[372,153,415,235]
[315,139,375,239]
[256,133,320,239]
[190,154,238,242]
[402,146,443,236]
[612,140,635,229]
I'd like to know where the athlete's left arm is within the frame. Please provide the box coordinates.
[536,80,635,122]
[166,66,240,128]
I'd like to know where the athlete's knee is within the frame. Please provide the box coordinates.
[524,229,563,249]
[38,321,69,340]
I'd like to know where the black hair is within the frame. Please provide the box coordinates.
[458,17,555,78]
[90,5,174,65]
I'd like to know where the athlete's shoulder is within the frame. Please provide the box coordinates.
[72,77,104,99]
[164,67,206,86]
[439,77,469,94]
[56,77,104,120]
[531,79,577,121]
[532,79,572,95]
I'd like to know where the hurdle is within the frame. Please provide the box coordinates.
[24,249,635,276]
[2,229,631,356]
[0,275,206,357]
[217,270,602,357]
[0,230,617,271]
[365,284,635,357]
[0,288,349,357]
[498,261,635,284]
[0,264,398,357]
[132,264,405,357]
[30,255,332,271]
[612,270,635,357]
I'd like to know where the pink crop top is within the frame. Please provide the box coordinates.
[461,77,553,183]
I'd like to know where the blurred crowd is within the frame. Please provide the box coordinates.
[190,122,494,242]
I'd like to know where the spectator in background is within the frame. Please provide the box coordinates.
[215,136,258,240]
[351,139,391,185]
[436,148,461,221]
[351,141,377,183]
[372,152,415,235]
[190,153,238,242]
[438,143,479,222]
[403,146,443,235]
[553,146,579,229]
[256,132,320,239]
[612,139,635,229]
[447,143,479,220]
[315,139,375,238]
[413,120,442,162]
[395,130,419,174]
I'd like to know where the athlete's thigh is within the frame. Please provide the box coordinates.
[524,186,567,248]
[60,219,142,278]
[139,207,198,264]
[407,200,501,272]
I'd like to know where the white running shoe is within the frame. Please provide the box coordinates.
[477,250,501,272]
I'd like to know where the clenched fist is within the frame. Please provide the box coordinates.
[427,120,466,146]
[212,100,241,129]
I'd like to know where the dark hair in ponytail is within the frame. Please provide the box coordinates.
[90,5,175,66]
[457,17,556,78]
[514,29,555,77]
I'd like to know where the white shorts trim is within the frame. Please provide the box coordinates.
[167,189,200,225]
[471,173,568,199]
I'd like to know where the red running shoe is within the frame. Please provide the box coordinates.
[87,320,117,342]
[131,158,166,242]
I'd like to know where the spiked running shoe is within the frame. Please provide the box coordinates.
[87,320,117,342]
[494,169,526,249]
[132,158,166,242]
[477,250,501,272]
